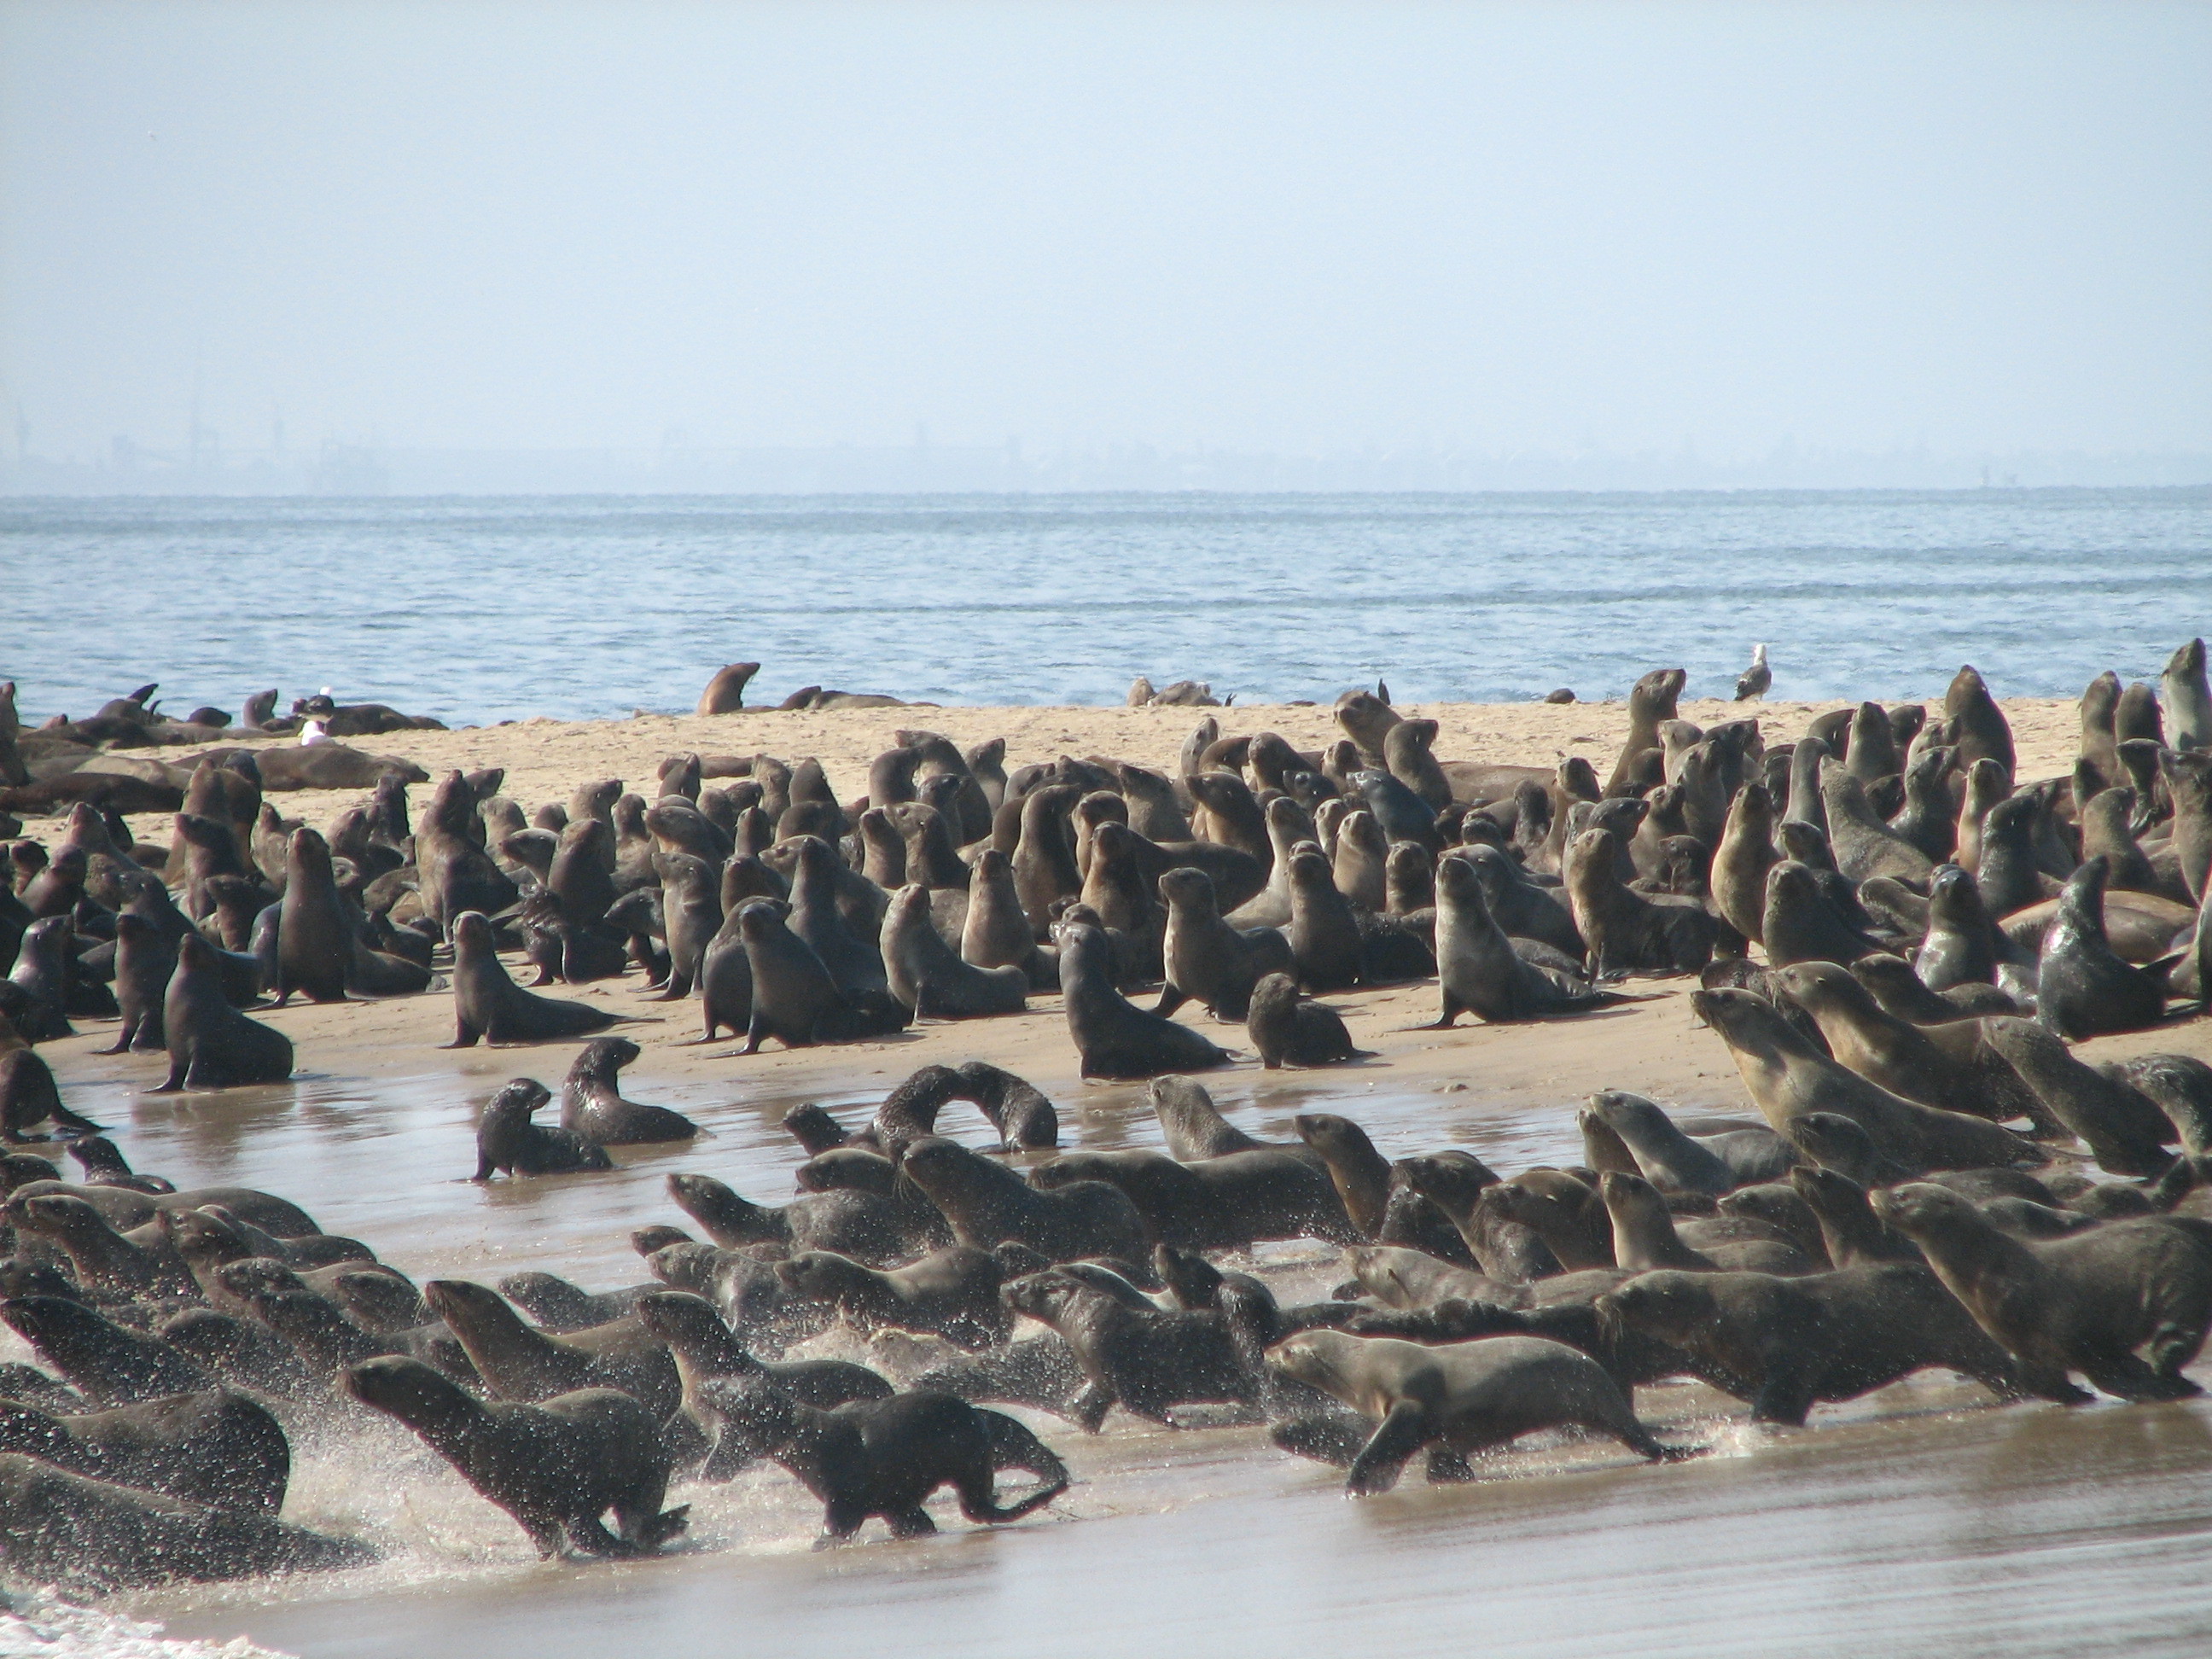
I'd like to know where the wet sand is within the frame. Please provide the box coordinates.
[12,695,2212,1656]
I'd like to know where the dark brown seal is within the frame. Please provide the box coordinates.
[1594,1264,2031,1422]
[699,1377,1066,1540]
[1871,1183,2212,1401]
[447,911,624,1045]
[343,1354,685,1557]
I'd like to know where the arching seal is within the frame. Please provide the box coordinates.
[343,1355,685,1556]
[1057,920,1231,1080]
[155,934,293,1091]
[447,911,623,1046]
[700,1377,1066,1540]
[559,1038,697,1144]
[1871,1184,2212,1401]
[1265,1330,1686,1493]
[696,662,761,716]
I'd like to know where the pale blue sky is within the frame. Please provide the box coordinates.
[4,1,2207,462]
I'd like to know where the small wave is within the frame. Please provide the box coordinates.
[0,1587,297,1659]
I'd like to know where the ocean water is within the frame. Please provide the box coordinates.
[4,488,2208,725]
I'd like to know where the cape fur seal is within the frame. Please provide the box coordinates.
[700,1377,1066,1541]
[559,1037,697,1144]
[1594,1264,2029,1422]
[1265,1330,1688,1493]
[473,1079,614,1179]
[447,911,623,1045]
[156,934,293,1091]
[1871,1184,2212,1402]
[1057,920,1231,1080]
[343,1355,686,1557]
[1001,1269,1258,1431]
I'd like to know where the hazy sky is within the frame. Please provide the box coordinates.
[4,1,2207,461]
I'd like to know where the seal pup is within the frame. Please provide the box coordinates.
[1265,1330,1687,1493]
[154,934,293,1091]
[881,883,1026,1017]
[1246,972,1366,1067]
[343,1355,685,1557]
[1594,1265,2029,1423]
[1871,1184,2212,1402]
[446,911,623,1046]
[1429,853,1632,1023]
[559,1038,696,1144]
[700,1377,1066,1541]
[473,1079,614,1179]
[1058,920,1231,1080]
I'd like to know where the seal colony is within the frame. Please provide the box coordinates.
[2,648,2210,1588]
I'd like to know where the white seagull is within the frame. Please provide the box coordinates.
[1734,644,1772,702]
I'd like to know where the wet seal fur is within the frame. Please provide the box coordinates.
[343,1354,686,1557]
[699,1377,1067,1542]
[1871,1183,2212,1401]
[1265,1330,1691,1493]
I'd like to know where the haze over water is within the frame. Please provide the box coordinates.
[6,487,2208,725]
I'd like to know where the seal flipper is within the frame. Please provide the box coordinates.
[1345,1399,1430,1494]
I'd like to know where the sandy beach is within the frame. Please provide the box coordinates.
[14,689,2212,1659]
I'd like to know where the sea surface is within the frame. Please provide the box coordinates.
[4,488,2209,725]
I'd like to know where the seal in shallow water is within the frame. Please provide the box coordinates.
[1594,1264,2033,1423]
[1871,1183,2212,1402]
[343,1355,685,1557]
[1265,1330,1688,1493]
[474,1079,613,1179]
[899,1135,1149,1264]
[0,1450,372,1592]
[700,1377,1067,1541]
[1002,1268,1259,1431]
[559,1037,697,1144]
[155,933,293,1091]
